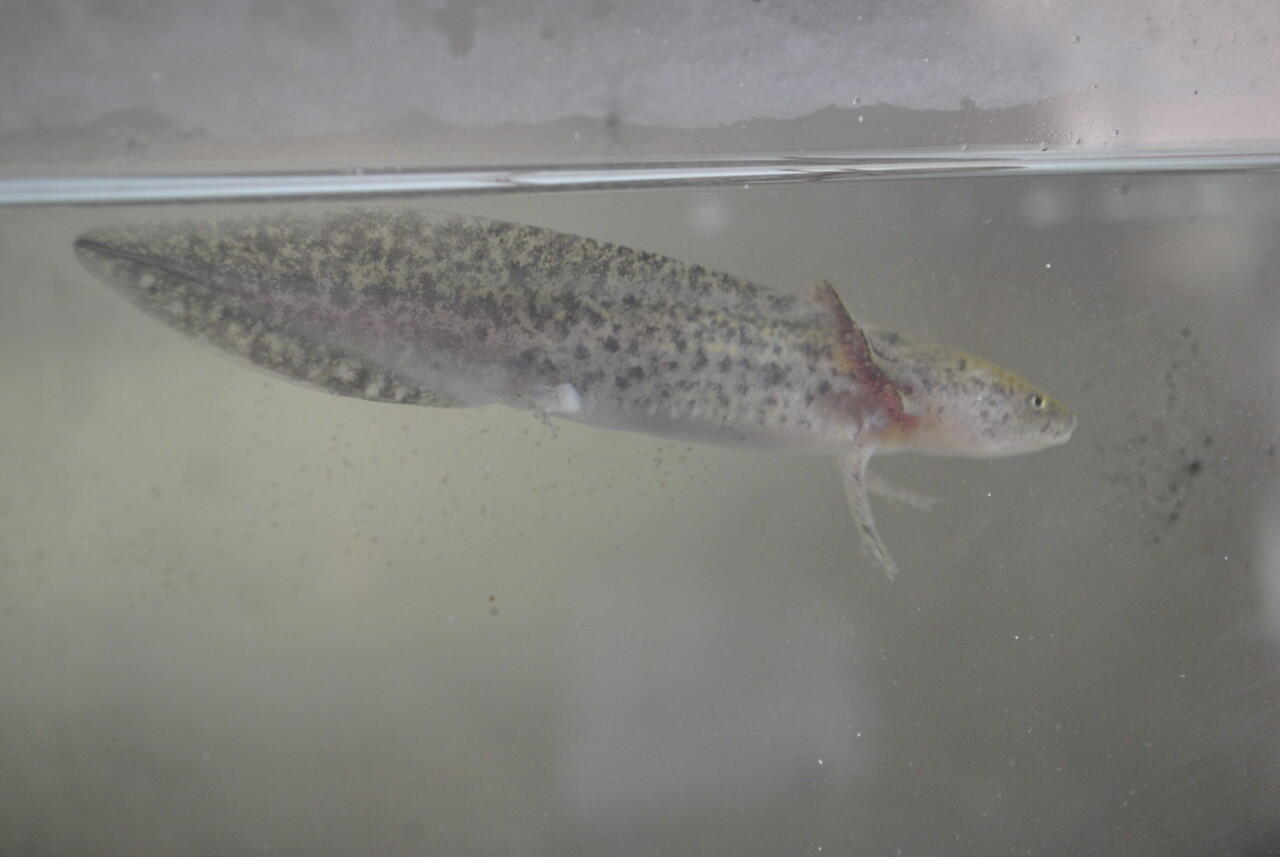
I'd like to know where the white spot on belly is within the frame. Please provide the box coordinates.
[334,359,360,383]
[553,383,582,414]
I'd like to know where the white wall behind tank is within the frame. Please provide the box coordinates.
[1,0,1279,167]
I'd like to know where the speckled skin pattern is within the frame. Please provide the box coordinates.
[75,209,906,451]
[864,329,1076,458]
[74,207,1075,578]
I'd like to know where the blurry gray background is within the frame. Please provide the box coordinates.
[2,0,1279,171]
[3,1,1280,856]
[2,174,1279,857]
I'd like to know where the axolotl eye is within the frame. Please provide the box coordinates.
[1028,392,1046,410]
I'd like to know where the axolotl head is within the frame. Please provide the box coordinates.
[866,328,1076,458]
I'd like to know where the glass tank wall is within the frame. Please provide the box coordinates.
[2,2,1278,855]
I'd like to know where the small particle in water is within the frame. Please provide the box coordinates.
[1044,262,1053,269]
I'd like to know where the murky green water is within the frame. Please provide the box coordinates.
[1,168,1277,855]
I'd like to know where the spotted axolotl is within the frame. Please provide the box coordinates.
[74,208,1076,578]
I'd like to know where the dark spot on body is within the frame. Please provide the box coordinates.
[693,348,708,372]
[327,282,354,310]
[524,292,551,327]
[558,291,582,319]
[1186,459,1202,476]
[603,335,620,353]
[718,356,733,374]
[762,362,786,386]
[817,380,831,395]
[574,343,590,360]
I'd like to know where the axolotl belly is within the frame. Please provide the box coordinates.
[74,208,1076,578]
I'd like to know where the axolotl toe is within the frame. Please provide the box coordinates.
[73,208,1075,579]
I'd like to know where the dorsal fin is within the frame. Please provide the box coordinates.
[811,280,914,429]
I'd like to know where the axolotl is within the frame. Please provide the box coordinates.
[74,208,1076,578]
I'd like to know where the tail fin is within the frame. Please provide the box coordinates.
[839,450,901,580]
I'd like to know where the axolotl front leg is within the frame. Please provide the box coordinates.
[839,448,901,580]
[813,280,922,580]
